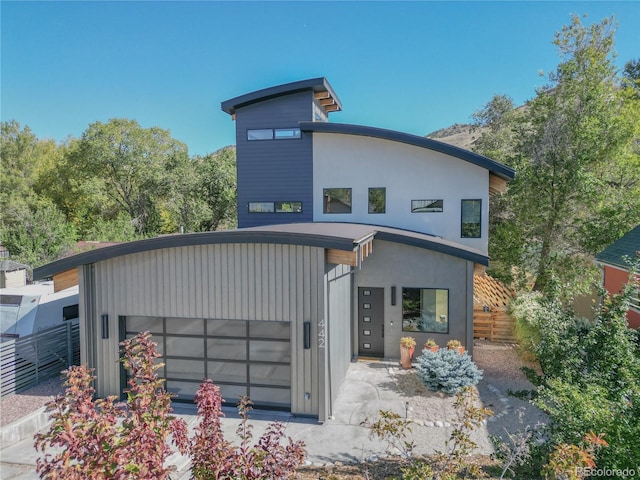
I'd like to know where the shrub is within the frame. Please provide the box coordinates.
[415,348,483,394]
[34,332,189,479]
[35,332,306,480]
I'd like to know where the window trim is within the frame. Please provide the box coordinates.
[461,199,482,238]
[368,187,386,214]
[411,199,443,213]
[401,287,450,334]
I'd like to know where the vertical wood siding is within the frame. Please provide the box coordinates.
[89,243,325,416]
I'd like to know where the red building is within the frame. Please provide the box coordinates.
[595,225,640,329]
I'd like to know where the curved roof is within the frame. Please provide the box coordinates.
[33,223,488,280]
[300,121,515,180]
[221,77,342,116]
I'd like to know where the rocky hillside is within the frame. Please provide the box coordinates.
[426,123,484,150]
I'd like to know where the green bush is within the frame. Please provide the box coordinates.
[415,349,483,395]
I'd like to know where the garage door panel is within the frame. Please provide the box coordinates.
[250,364,290,386]
[207,319,246,337]
[166,317,204,335]
[125,317,290,409]
[208,361,247,383]
[250,387,290,407]
[250,321,289,339]
[166,359,205,381]
[167,380,202,399]
[166,337,205,358]
[207,338,247,360]
[127,316,162,334]
[250,340,290,362]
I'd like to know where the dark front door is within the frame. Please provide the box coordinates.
[358,287,384,357]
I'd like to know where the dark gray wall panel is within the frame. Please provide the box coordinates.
[235,92,314,227]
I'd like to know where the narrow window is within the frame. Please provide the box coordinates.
[323,188,352,214]
[368,188,386,214]
[461,199,481,238]
[275,202,302,213]
[247,129,273,141]
[274,128,301,139]
[402,288,449,333]
[411,199,443,213]
[248,202,275,213]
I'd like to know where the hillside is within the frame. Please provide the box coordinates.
[426,122,484,150]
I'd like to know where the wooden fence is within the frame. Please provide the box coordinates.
[1,321,80,398]
[473,307,516,343]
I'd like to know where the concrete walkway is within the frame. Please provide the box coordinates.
[0,360,533,479]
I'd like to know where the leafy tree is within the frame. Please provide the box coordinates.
[70,118,190,236]
[476,16,640,294]
[195,146,237,231]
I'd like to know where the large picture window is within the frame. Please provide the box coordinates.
[402,288,449,333]
[461,199,481,238]
[368,188,386,214]
[323,188,352,214]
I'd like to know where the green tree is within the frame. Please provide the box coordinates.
[70,118,190,236]
[195,146,237,231]
[477,16,640,294]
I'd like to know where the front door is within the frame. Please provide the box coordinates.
[358,287,384,357]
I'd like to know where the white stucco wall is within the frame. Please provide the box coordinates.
[312,133,489,254]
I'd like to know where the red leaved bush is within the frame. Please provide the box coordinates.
[182,383,306,479]
[34,331,305,479]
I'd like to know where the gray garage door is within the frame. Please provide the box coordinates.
[121,316,291,409]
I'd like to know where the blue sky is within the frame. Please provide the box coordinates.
[2,1,639,156]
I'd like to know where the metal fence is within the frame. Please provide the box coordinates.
[1,321,80,398]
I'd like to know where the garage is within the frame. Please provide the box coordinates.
[122,316,291,409]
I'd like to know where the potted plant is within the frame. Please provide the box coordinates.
[423,338,439,353]
[446,339,464,354]
[400,336,416,369]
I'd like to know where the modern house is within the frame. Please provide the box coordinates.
[595,224,640,329]
[33,78,514,420]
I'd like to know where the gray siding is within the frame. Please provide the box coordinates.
[86,243,325,417]
[353,240,473,358]
[324,263,353,419]
[235,92,314,227]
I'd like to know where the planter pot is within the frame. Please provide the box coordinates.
[400,346,415,369]
[425,345,439,353]
[448,346,465,354]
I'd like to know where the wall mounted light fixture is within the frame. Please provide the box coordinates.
[101,314,109,339]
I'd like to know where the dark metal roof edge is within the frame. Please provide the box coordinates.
[221,77,342,115]
[300,122,515,180]
[375,231,489,266]
[33,230,356,280]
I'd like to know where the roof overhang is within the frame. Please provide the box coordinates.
[221,77,342,118]
[33,223,488,280]
[300,121,515,181]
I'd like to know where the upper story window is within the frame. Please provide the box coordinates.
[461,199,482,238]
[247,128,300,141]
[247,129,274,141]
[274,128,301,139]
[411,199,443,213]
[368,188,386,214]
[323,188,352,214]
[248,201,302,213]
[248,202,275,213]
[275,201,302,213]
